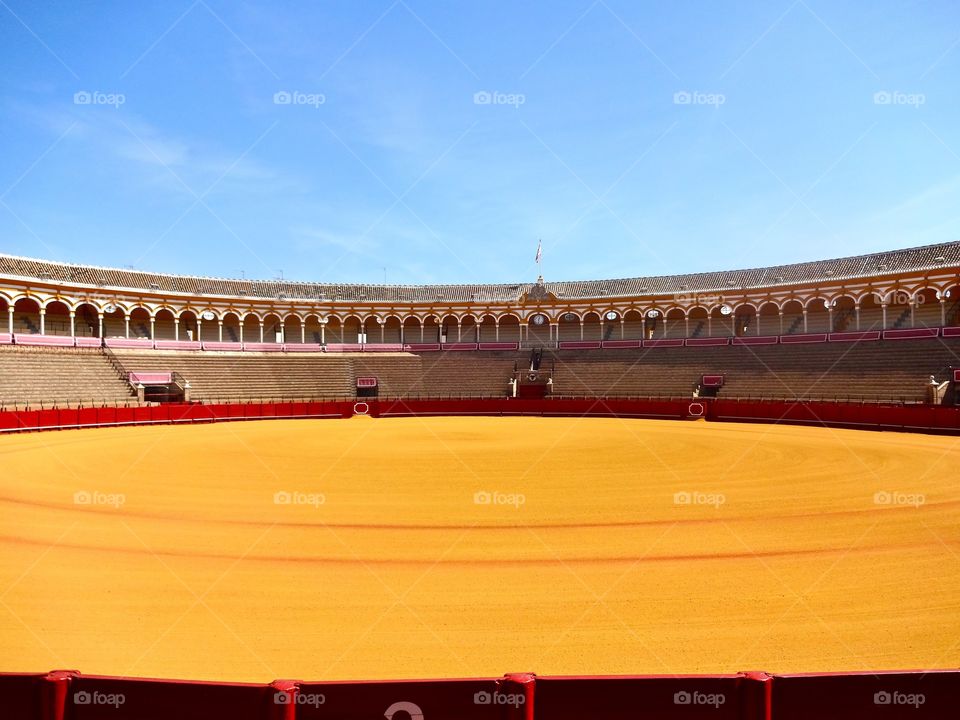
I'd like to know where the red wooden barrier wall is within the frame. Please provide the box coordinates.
[2,670,956,719]
[1,398,958,434]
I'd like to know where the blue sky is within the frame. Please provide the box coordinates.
[1,1,959,285]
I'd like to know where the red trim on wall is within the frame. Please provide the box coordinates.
[201,341,243,351]
[360,343,404,352]
[732,335,778,345]
[153,340,202,351]
[644,339,685,348]
[828,331,881,342]
[558,341,601,349]
[600,340,641,349]
[780,333,828,344]
[281,343,324,352]
[13,334,75,347]
[685,337,729,347]
[883,328,940,340]
[104,337,154,349]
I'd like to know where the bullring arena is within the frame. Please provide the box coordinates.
[3,416,960,682]
[1,243,960,718]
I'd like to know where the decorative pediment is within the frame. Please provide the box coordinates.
[519,276,557,305]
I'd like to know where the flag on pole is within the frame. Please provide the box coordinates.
[535,239,542,265]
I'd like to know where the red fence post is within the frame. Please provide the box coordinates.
[738,671,772,720]
[41,670,78,720]
[268,679,299,720]
[499,673,535,720]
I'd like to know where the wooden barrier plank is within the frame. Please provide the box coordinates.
[0,673,46,720]
[534,675,759,720]
[769,671,958,720]
[294,678,513,720]
[64,675,274,720]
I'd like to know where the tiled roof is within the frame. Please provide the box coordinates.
[0,241,957,302]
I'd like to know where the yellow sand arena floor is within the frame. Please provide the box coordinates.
[1,416,958,682]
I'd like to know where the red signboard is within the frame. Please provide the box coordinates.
[356,377,378,388]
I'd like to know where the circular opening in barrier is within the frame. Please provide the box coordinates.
[354,402,369,415]
[688,402,705,417]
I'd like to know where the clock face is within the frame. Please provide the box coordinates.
[532,314,547,325]
[720,305,733,316]
[201,311,215,321]
[563,313,577,322]
[647,310,660,319]
[605,311,618,320]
